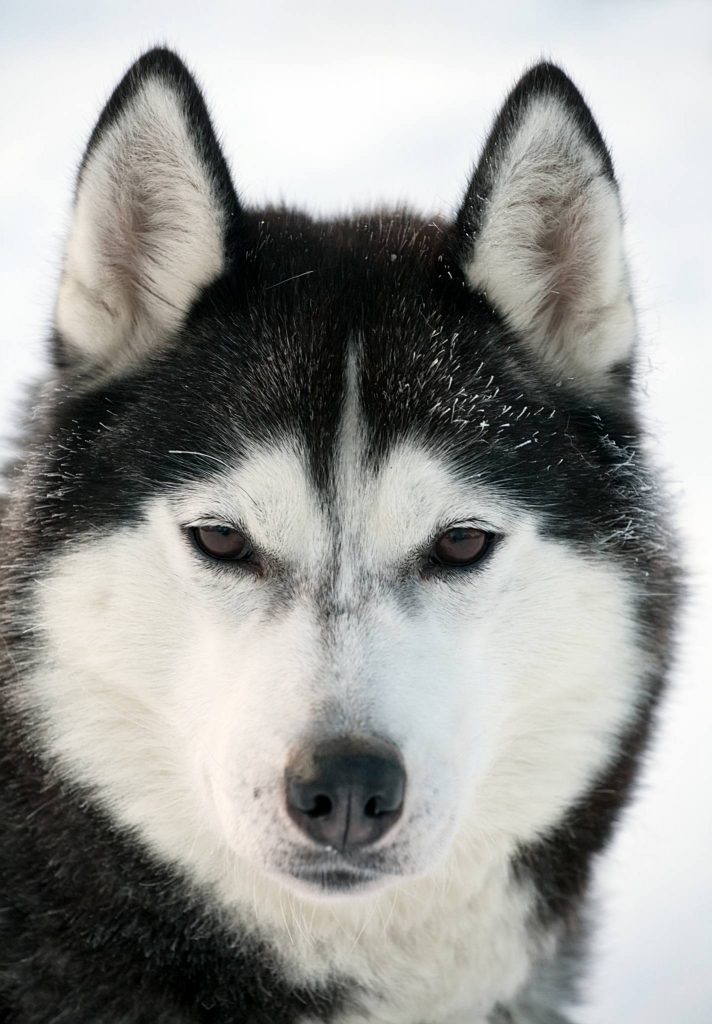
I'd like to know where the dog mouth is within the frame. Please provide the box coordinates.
[289,866,380,893]
[281,851,401,895]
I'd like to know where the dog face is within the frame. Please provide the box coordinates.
[15,51,653,902]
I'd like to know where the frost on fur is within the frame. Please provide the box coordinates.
[458,63,634,394]
[55,49,238,374]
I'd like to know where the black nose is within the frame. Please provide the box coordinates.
[285,737,406,852]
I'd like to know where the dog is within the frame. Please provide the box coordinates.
[0,48,679,1023]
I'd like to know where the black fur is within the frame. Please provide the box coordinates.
[0,49,679,1022]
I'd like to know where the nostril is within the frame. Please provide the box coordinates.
[364,796,383,818]
[305,794,332,819]
[287,777,334,818]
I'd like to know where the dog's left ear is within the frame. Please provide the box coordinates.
[55,48,241,377]
[457,63,634,396]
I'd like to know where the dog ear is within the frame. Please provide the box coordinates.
[55,48,241,376]
[456,63,634,396]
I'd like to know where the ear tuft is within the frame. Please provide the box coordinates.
[56,48,241,375]
[457,62,634,396]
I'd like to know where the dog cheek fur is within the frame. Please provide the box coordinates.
[14,470,645,1024]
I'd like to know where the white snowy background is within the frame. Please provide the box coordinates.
[1,2,710,1020]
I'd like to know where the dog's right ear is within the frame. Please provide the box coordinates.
[55,48,241,377]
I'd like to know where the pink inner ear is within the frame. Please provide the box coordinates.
[55,73,229,374]
[462,100,633,389]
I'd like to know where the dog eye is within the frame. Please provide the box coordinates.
[430,527,492,567]
[191,525,253,562]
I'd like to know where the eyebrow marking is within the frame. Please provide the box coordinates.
[168,451,258,505]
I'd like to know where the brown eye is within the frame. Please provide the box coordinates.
[431,527,491,567]
[191,525,253,562]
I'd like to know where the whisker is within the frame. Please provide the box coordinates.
[264,270,314,290]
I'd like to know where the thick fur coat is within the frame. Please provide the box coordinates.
[0,50,678,1023]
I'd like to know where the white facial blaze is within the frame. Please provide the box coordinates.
[23,416,645,1020]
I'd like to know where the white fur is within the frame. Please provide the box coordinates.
[463,97,634,388]
[21,412,646,1022]
[56,77,225,370]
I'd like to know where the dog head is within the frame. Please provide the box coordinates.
[16,50,653,902]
